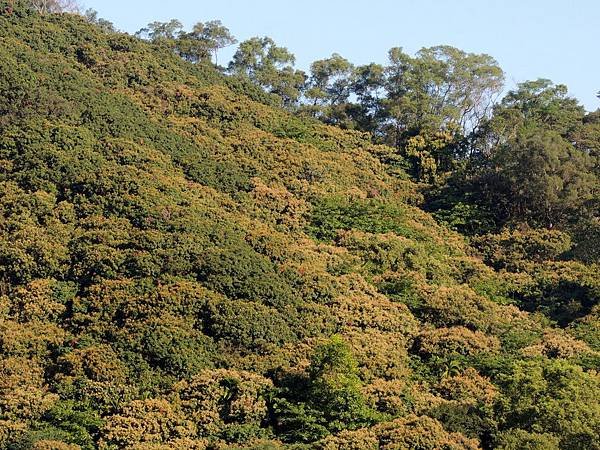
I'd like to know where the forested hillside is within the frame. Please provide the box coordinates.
[0,2,599,449]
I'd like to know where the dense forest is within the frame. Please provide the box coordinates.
[0,1,599,449]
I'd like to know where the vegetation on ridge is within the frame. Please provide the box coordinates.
[0,1,598,449]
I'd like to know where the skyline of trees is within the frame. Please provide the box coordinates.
[0,4,599,449]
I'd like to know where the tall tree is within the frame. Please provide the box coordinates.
[572,110,600,165]
[307,336,373,432]
[374,46,504,182]
[302,53,355,126]
[479,126,597,227]
[305,54,354,106]
[383,45,504,147]
[26,0,79,13]
[302,57,387,132]
[493,79,585,138]
[428,79,599,233]
[84,8,115,33]
[229,37,306,106]
[135,19,183,42]
[177,20,236,65]
[348,63,386,133]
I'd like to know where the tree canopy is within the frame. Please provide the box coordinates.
[0,3,598,450]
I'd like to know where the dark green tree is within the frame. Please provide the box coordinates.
[303,53,354,123]
[382,45,504,148]
[229,37,306,106]
[177,20,236,65]
[429,79,598,232]
[479,127,596,227]
[135,19,183,42]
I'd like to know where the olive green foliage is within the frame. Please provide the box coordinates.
[0,4,598,450]
[178,20,237,64]
[135,18,237,66]
[476,127,596,227]
[495,429,560,450]
[203,299,296,351]
[473,228,572,271]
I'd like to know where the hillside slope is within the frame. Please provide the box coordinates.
[0,6,599,450]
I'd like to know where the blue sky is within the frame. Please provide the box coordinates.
[84,0,600,111]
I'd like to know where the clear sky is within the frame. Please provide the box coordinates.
[83,0,600,111]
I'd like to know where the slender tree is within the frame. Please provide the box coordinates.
[348,63,386,132]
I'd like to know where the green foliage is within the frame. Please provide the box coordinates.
[140,317,215,378]
[302,53,356,127]
[473,228,572,271]
[480,127,596,227]
[178,20,237,64]
[229,36,306,106]
[519,271,599,327]
[307,336,373,431]
[174,369,274,440]
[275,337,376,442]
[497,359,600,450]
[272,399,329,443]
[495,429,561,450]
[385,45,504,135]
[204,299,296,351]
[83,9,115,33]
[494,79,585,136]
[432,200,496,235]
[135,19,183,42]
[0,8,597,450]
[568,218,600,263]
[428,78,598,234]
[308,197,414,241]
[38,401,102,449]
[196,244,298,308]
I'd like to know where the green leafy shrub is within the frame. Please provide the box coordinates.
[196,244,298,308]
[203,299,296,350]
